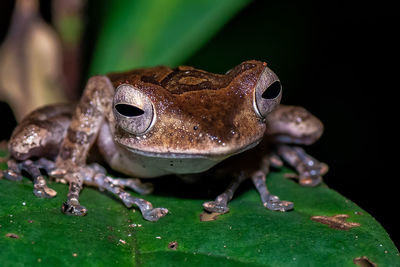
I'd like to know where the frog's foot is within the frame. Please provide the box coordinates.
[202,200,229,214]
[277,145,328,187]
[62,179,87,216]
[92,173,168,221]
[3,158,57,198]
[264,195,294,212]
[203,173,247,214]
[49,166,88,216]
[3,159,23,181]
[252,170,294,212]
[61,200,87,216]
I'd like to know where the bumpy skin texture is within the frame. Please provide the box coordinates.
[4,60,327,220]
[108,61,268,156]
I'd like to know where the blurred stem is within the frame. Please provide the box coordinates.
[0,0,66,121]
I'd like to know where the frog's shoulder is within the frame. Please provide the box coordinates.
[107,60,264,95]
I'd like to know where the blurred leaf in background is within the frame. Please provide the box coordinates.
[0,0,66,121]
[0,0,251,120]
[52,0,86,101]
[89,0,251,75]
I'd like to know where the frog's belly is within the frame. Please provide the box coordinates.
[110,148,227,178]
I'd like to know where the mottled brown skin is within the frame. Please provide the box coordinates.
[108,61,267,156]
[5,60,327,220]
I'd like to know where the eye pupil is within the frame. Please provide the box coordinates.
[115,104,144,117]
[262,81,281,99]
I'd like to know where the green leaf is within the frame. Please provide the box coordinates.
[0,157,398,266]
[89,0,251,75]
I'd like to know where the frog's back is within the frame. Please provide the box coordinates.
[107,60,262,95]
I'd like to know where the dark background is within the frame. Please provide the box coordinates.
[1,0,397,247]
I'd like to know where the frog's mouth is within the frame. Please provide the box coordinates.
[121,139,261,160]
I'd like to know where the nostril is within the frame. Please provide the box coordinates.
[262,81,281,99]
[115,104,144,117]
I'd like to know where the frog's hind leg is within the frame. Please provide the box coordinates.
[4,104,73,198]
[202,173,247,214]
[4,158,57,198]
[19,159,57,198]
[277,145,328,187]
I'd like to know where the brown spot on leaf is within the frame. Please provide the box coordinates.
[311,214,360,230]
[168,241,178,250]
[6,233,20,239]
[353,256,377,267]
[200,211,222,222]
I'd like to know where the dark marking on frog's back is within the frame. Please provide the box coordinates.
[140,75,160,85]
[108,61,258,95]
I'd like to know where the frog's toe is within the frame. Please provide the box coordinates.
[3,169,23,181]
[264,195,294,212]
[202,201,230,214]
[299,175,322,187]
[134,182,154,195]
[121,178,154,195]
[142,207,169,222]
[33,186,57,198]
[61,201,87,216]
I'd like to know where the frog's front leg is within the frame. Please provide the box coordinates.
[85,163,154,195]
[48,76,114,216]
[202,173,247,214]
[52,76,167,220]
[251,157,293,211]
[202,157,293,214]
[85,173,167,221]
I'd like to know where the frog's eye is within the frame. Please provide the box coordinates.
[253,66,282,118]
[113,84,155,135]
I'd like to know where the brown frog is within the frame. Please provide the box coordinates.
[4,60,327,221]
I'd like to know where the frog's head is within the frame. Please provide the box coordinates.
[108,61,281,173]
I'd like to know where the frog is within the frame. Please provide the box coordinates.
[3,60,328,221]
